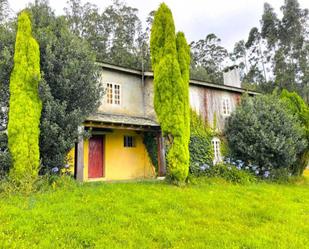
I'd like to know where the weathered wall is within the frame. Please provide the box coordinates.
[98,69,145,117]
[189,85,241,130]
[144,77,157,120]
[143,76,241,130]
[98,68,242,131]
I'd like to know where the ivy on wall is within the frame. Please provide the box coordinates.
[143,132,158,174]
[189,109,214,175]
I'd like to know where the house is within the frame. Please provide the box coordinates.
[68,63,258,181]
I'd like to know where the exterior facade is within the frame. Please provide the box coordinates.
[70,63,257,181]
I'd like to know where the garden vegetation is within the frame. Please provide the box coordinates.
[225,93,307,178]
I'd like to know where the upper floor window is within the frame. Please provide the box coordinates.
[222,98,231,116]
[106,83,121,105]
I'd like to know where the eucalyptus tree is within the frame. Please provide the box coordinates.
[190,33,228,83]
[65,0,147,69]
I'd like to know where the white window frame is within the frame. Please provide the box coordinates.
[105,83,121,105]
[222,97,231,116]
[212,137,221,164]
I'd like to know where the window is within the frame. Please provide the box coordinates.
[106,83,121,105]
[222,98,231,116]
[212,137,221,164]
[106,83,113,104]
[114,84,120,105]
[124,136,135,148]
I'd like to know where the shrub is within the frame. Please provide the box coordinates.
[225,94,307,177]
[280,90,309,176]
[189,109,213,176]
[0,133,11,178]
[0,172,77,196]
[202,163,256,184]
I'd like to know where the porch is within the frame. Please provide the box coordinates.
[72,113,166,181]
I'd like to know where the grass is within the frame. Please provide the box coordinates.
[0,173,308,249]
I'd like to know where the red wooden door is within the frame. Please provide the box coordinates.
[88,136,104,178]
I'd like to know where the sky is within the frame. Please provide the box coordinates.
[7,0,309,51]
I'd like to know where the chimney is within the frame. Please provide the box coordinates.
[223,65,241,88]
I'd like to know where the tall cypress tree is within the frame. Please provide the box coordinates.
[176,31,190,143]
[8,11,42,183]
[150,4,190,182]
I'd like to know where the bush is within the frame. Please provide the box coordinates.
[189,110,213,176]
[280,90,309,176]
[0,133,11,178]
[225,94,307,176]
[200,163,256,184]
[0,173,77,196]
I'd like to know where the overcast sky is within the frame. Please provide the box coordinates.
[7,0,309,51]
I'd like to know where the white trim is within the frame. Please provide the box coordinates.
[222,97,231,116]
[212,137,221,164]
[104,82,121,106]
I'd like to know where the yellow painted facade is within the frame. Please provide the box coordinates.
[69,129,156,181]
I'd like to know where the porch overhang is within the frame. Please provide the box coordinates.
[84,113,160,132]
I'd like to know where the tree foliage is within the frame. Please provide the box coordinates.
[150,3,190,182]
[8,11,42,182]
[190,34,228,83]
[280,90,309,175]
[65,0,148,69]
[0,0,14,132]
[27,1,102,172]
[0,0,9,23]
[231,0,309,102]
[225,94,307,174]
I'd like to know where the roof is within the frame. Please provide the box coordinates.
[97,62,259,95]
[86,113,159,127]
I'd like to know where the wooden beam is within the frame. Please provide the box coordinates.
[84,122,160,132]
[157,132,166,176]
[76,126,84,181]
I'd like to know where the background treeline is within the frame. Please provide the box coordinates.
[66,0,309,103]
[65,0,309,103]
[2,0,308,96]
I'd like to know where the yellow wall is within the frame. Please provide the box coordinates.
[67,129,156,181]
[67,147,75,174]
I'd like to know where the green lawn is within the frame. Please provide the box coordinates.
[0,174,308,249]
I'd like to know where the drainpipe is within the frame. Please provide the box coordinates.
[141,43,146,117]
